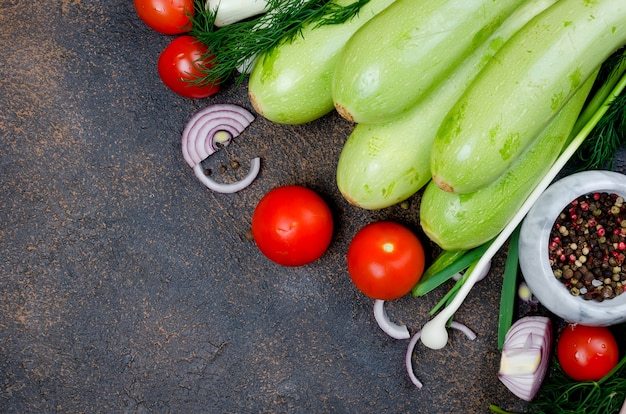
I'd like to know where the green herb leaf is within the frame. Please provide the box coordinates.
[573,48,626,169]
[576,92,626,170]
[190,0,370,86]
[531,354,626,414]
[412,243,490,297]
[497,226,520,350]
[422,250,467,279]
[429,260,479,316]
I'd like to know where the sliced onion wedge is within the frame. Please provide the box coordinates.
[181,104,260,193]
[373,300,410,340]
[498,315,552,402]
[405,321,476,389]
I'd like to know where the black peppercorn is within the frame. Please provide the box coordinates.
[549,192,626,302]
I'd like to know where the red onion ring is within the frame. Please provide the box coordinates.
[181,104,259,193]
[405,321,476,389]
[373,300,410,340]
[192,159,261,194]
[449,321,477,341]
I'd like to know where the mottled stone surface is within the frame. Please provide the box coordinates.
[0,1,622,413]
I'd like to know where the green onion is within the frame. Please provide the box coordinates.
[412,243,490,297]
[421,250,467,280]
[497,226,520,350]
[428,261,479,316]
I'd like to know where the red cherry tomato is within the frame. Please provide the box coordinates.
[134,0,194,35]
[347,221,425,300]
[557,324,619,381]
[157,36,220,99]
[251,186,334,267]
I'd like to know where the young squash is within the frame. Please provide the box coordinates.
[331,0,527,124]
[336,0,558,210]
[430,0,626,194]
[419,73,597,251]
[247,0,396,125]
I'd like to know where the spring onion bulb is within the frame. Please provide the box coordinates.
[205,0,270,27]
[181,104,260,193]
[498,316,552,401]
[405,321,476,389]
[373,300,410,340]
[206,0,308,73]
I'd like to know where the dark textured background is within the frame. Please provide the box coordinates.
[1,1,624,413]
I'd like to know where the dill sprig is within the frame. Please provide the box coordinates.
[574,48,626,170]
[576,92,626,170]
[489,352,626,414]
[530,354,626,414]
[190,0,370,86]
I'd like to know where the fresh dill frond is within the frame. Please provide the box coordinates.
[574,48,626,170]
[576,92,626,170]
[190,0,370,86]
[597,46,626,86]
[530,354,626,414]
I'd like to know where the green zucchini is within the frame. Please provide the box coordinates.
[331,0,526,124]
[336,0,557,210]
[247,0,396,125]
[419,73,597,251]
[430,0,626,194]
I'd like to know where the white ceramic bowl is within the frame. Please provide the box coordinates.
[519,170,626,326]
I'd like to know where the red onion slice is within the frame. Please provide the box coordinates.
[181,104,259,193]
[182,104,255,166]
[449,321,477,340]
[193,159,261,194]
[498,316,552,401]
[373,300,410,340]
[405,321,476,389]
[405,332,425,389]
